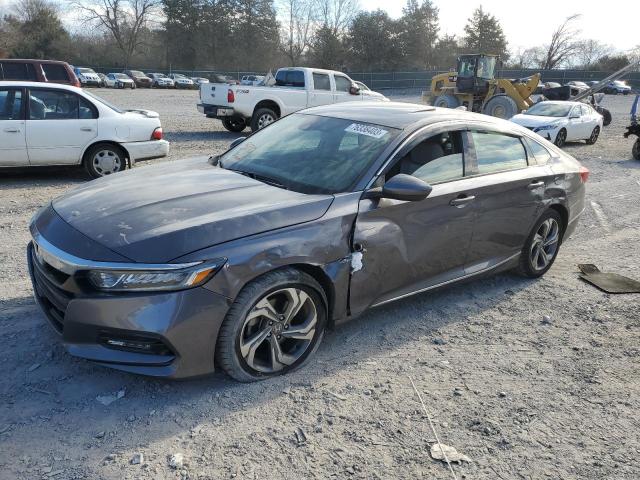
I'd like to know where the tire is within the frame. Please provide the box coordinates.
[482,95,518,119]
[599,108,612,127]
[633,139,640,160]
[83,143,127,179]
[516,209,563,278]
[432,94,460,109]
[215,268,327,382]
[554,128,567,148]
[250,107,278,132]
[222,117,247,133]
[586,126,600,145]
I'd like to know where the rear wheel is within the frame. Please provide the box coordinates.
[633,139,640,160]
[250,107,278,132]
[554,128,567,148]
[516,209,563,278]
[432,94,460,109]
[482,95,518,119]
[586,126,600,145]
[222,117,247,133]
[83,143,127,179]
[216,268,327,382]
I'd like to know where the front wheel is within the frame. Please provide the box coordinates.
[216,268,327,382]
[516,209,563,278]
[83,143,127,179]
[250,108,278,132]
[554,128,567,148]
[586,126,600,145]
[633,138,640,160]
[222,117,247,132]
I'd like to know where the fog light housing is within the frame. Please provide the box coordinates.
[99,333,173,356]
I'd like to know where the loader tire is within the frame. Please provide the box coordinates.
[483,95,518,119]
[598,107,612,126]
[432,94,460,109]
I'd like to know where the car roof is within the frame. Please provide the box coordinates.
[0,81,82,92]
[301,101,520,130]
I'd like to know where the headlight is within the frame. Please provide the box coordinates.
[535,125,559,131]
[86,259,226,292]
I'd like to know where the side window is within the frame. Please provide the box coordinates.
[387,131,465,184]
[334,75,352,92]
[570,106,580,118]
[312,73,331,91]
[42,64,69,82]
[0,89,23,120]
[79,97,98,119]
[29,89,81,120]
[471,131,527,174]
[1,62,34,80]
[523,137,552,164]
[275,70,305,87]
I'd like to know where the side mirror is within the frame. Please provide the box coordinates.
[228,137,246,150]
[570,114,580,119]
[374,174,433,202]
[349,85,360,95]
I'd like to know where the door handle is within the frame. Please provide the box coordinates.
[449,195,475,207]
[3,128,20,133]
[527,181,545,190]
[80,127,94,132]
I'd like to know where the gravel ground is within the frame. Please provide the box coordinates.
[1,90,639,480]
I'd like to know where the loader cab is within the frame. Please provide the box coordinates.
[456,54,498,95]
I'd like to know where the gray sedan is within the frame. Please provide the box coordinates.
[28,102,588,381]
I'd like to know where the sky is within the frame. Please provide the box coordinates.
[364,0,639,52]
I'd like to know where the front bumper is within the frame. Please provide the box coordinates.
[121,139,170,164]
[81,79,102,87]
[523,125,561,142]
[27,239,231,378]
[197,104,235,118]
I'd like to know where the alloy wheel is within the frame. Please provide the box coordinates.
[92,149,122,176]
[257,113,275,129]
[239,288,317,374]
[589,127,599,144]
[529,218,560,271]
[555,129,566,147]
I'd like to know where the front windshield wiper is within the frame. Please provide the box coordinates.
[226,167,287,190]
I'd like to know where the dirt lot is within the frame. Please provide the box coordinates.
[1,90,639,480]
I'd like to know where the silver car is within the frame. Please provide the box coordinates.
[28,102,587,381]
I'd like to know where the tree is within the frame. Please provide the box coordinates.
[538,14,581,69]
[347,9,401,71]
[432,34,459,69]
[462,6,508,60]
[308,24,344,69]
[576,39,613,69]
[5,0,69,59]
[279,0,317,66]
[75,0,162,67]
[233,0,281,70]
[317,0,358,36]
[593,54,630,72]
[508,46,542,69]
[398,0,438,69]
[163,0,204,69]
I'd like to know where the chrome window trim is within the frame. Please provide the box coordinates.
[31,229,201,275]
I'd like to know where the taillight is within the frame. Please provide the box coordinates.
[227,89,235,103]
[151,127,163,140]
[579,166,589,183]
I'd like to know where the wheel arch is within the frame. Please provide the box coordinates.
[547,203,569,243]
[289,263,336,328]
[81,140,130,167]
[252,99,281,118]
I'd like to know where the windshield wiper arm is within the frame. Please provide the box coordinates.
[227,168,287,189]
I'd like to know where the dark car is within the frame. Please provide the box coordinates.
[28,102,587,381]
[124,70,152,88]
[0,59,79,87]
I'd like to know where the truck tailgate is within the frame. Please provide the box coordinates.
[200,83,231,106]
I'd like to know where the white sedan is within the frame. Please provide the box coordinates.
[0,82,169,178]
[104,73,136,89]
[168,74,195,89]
[510,101,603,147]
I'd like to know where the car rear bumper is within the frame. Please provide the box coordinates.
[27,241,231,378]
[197,104,235,118]
[121,139,170,164]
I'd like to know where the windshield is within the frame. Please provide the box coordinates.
[83,90,124,114]
[130,71,144,76]
[113,73,129,79]
[79,68,95,74]
[220,114,400,194]
[525,103,572,117]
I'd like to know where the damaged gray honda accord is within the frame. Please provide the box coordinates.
[28,101,587,381]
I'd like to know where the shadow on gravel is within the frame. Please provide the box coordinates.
[165,131,243,143]
[0,166,88,188]
[0,269,537,459]
[618,158,640,169]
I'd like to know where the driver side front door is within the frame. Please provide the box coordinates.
[349,128,477,314]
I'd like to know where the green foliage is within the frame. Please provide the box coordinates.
[462,6,508,61]
[398,0,439,69]
[347,10,402,71]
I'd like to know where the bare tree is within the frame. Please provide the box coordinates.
[576,39,613,69]
[317,0,358,36]
[509,46,541,69]
[540,14,581,69]
[73,0,160,67]
[279,0,317,66]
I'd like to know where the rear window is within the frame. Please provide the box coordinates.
[523,137,552,165]
[1,62,38,81]
[275,70,305,88]
[42,64,70,82]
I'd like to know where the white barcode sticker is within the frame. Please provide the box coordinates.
[345,123,388,139]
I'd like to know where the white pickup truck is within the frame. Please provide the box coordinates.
[197,67,388,132]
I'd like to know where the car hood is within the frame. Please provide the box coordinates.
[511,114,566,127]
[51,157,334,263]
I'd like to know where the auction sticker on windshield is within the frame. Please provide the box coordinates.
[345,123,388,139]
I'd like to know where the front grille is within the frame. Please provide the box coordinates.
[29,243,74,333]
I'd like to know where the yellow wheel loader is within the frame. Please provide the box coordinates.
[428,54,540,119]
